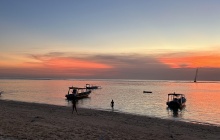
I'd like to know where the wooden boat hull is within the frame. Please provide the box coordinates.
[65,90,91,100]
[167,101,186,110]
[86,86,99,89]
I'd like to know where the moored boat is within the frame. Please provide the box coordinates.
[85,84,101,89]
[65,86,91,100]
[143,91,152,93]
[166,92,186,110]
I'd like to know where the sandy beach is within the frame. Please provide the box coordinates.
[0,100,219,140]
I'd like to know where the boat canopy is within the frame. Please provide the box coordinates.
[168,93,185,96]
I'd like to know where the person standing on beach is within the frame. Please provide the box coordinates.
[72,96,78,114]
[111,99,114,109]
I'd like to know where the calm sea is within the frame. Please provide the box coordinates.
[0,79,220,126]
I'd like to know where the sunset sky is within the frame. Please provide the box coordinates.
[1,0,220,81]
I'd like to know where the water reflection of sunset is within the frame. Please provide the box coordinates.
[1,79,220,125]
[185,82,220,124]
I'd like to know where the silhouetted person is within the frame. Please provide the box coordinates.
[111,99,114,110]
[72,96,78,114]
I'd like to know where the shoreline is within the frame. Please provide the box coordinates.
[95,108,220,128]
[6,99,219,127]
[0,99,219,140]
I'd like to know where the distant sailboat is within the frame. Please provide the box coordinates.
[194,68,198,82]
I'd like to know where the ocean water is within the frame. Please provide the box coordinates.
[0,79,220,126]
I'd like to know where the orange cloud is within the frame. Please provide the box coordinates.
[44,57,112,69]
[0,54,113,78]
[159,54,220,68]
[19,56,112,70]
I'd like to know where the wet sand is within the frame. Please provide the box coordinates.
[0,100,219,140]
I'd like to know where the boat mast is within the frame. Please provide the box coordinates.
[194,68,198,82]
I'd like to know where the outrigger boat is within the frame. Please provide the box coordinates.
[85,84,101,89]
[166,92,186,110]
[143,91,152,93]
[65,86,91,100]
